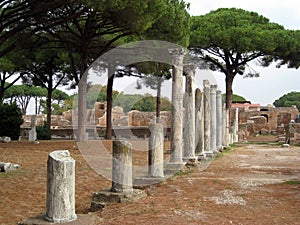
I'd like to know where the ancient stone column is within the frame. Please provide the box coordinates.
[233,108,239,143]
[216,90,223,151]
[149,124,164,177]
[195,88,204,156]
[45,150,76,223]
[203,80,211,153]
[183,64,196,161]
[210,85,218,153]
[222,106,228,147]
[168,48,186,167]
[111,140,133,193]
[28,115,37,141]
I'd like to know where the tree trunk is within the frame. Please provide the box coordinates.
[225,73,235,110]
[106,70,114,139]
[46,90,52,131]
[77,45,89,142]
[156,77,162,123]
[77,74,87,142]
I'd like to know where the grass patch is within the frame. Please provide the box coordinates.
[284,180,300,185]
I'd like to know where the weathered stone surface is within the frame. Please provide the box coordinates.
[183,64,196,161]
[149,124,164,177]
[169,48,186,165]
[111,140,133,193]
[45,150,76,223]
[210,85,217,152]
[0,162,21,172]
[195,88,204,156]
[203,80,211,152]
[1,136,11,143]
[216,90,223,150]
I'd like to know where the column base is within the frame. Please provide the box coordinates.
[204,151,215,157]
[18,214,101,225]
[134,176,165,188]
[91,189,147,212]
[165,162,186,174]
[183,156,198,163]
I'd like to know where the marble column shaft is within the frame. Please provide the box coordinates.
[169,48,186,165]
[216,90,223,150]
[149,124,164,177]
[45,150,77,223]
[203,80,211,152]
[195,88,204,155]
[210,85,217,152]
[111,140,133,193]
[183,64,196,161]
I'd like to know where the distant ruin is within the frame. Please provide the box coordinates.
[232,103,300,144]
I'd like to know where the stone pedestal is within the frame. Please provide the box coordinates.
[195,88,205,157]
[45,150,76,223]
[183,64,197,162]
[168,48,186,167]
[111,140,133,193]
[216,90,223,151]
[149,124,164,177]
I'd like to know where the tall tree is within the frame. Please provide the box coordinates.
[20,36,71,129]
[189,8,290,109]
[136,0,190,122]
[44,0,169,141]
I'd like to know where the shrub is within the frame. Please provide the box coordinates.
[36,122,51,140]
[0,103,23,140]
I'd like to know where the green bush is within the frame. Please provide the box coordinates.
[36,123,51,140]
[0,103,23,140]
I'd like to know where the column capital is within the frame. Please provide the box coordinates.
[168,48,187,58]
[183,64,196,75]
[210,85,218,92]
[203,80,210,88]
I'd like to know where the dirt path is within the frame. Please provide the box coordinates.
[0,141,299,225]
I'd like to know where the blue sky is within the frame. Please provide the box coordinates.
[186,0,300,105]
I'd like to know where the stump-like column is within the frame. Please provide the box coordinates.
[203,80,211,152]
[216,90,223,150]
[111,140,133,193]
[183,64,196,161]
[195,88,204,156]
[149,124,164,177]
[168,48,186,166]
[45,150,76,223]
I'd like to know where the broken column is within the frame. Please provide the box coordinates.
[195,88,204,157]
[28,115,37,141]
[216,90,223,151]
[168,48,186,167]
[91,140,146,211]
[210,85,217,153]
[149,124,164,177]
[203,80,211,154]
[183,64,196,162]
[45,150,76,223]
[111,140,133,193]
